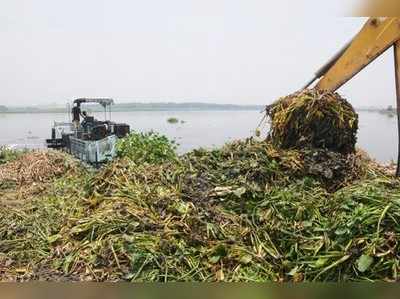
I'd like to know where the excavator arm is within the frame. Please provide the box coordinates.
[304,17,400,175]
[315,17,400,92]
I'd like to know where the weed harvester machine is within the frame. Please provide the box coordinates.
[46,98,130,164]
[301,17,400,176]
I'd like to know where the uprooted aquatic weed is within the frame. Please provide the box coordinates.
[0,147,24,165]
[2,175,400,282]
[1,137,398,282]
[266,89,358,155]
[0,150,82,203]
[116,131,178,164]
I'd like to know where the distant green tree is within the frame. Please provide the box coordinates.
[0,105,8,112]
[387,105,394,111]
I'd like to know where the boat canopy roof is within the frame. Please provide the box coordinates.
[73,98,114,108]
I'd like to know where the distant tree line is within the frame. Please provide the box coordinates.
[0,103,264,113]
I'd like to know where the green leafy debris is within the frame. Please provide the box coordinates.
[116,131,178,164]
[0,136,397,282]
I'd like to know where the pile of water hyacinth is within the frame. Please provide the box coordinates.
[0,92,399,282]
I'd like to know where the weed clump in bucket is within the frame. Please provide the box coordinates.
[266,89,358,154]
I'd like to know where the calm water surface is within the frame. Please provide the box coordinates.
[0,110,397,163]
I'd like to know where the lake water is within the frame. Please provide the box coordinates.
[0,110,398,163]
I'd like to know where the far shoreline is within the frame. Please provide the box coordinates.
[0,107,395,114]
[0,102,267,114]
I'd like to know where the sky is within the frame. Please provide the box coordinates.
[0,0,395,107]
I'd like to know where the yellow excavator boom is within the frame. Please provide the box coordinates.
[304,17,400,176]
[316,17,400,92]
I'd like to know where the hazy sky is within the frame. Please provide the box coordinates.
[0,0,395,107]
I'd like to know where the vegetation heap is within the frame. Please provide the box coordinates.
[0,132,398,282]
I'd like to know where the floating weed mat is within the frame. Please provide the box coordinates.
[266,89,358,154]
[1,138,398,282]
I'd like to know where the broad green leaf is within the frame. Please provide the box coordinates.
[357,255,373,273]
